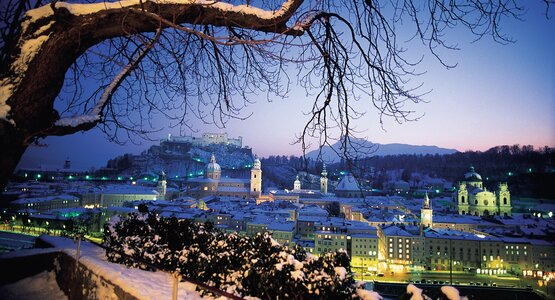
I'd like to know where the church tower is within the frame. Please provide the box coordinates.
[250,156,262,197]
[293,175,301,191]
[456,182,469,215]
[497,182,511,217]
[157,171,167,199]
[320,163,328,194]
[420,192,433,229]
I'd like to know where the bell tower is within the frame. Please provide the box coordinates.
[157,171,167,200]
[320,163,328,194]
[250,156,262,197]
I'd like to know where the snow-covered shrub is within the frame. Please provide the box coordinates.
[104,212,363,299]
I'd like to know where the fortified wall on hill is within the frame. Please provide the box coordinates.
[106,133,253,177]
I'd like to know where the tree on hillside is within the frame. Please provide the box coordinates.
[0,0,550,188]
[325,201,344,218]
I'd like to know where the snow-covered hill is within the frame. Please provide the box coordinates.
[305,138,458,163]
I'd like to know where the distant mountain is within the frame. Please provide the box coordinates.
[305,138,458,162]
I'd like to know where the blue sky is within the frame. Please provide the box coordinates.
[18,3,555,170]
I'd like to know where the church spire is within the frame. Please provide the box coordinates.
[423,192,431,209]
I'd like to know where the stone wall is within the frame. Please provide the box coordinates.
[0,249,138,300]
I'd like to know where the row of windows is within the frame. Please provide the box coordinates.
[354,244,376,249]
[460,196,509,205]
[317,240,345,246]
[353,250,377,256]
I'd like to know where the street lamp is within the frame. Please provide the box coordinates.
[449,239,453,284]
[544,273,553,296]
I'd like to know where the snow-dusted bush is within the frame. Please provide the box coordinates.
[104,212,362,299]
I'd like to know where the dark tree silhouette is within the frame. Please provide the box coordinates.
[325,201,344,218]
[0,0,552,188]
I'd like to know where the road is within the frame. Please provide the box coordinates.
[356,271,555,299]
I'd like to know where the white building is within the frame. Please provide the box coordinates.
[454,166,512,216]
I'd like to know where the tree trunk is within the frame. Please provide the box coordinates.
[0,0,305,190]
[0,120,27,190]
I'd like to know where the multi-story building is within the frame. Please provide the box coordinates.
[268,221,296,247]
[11,194,80,214]
[379,224,421,273]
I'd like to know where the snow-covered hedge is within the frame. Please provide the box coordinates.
[103,213,364,299]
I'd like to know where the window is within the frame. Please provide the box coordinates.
[461,196,465,203]
[503,197,507,205]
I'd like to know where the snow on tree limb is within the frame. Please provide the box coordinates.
[0,21,53,124]
[53,28,162,130]
[1,0,305,125]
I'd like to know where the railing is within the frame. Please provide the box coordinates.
[74,235,243,300]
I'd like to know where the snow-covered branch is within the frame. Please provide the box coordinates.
[52,29,162,131]
[1,0,305,126]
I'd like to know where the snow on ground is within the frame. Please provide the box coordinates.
[0,270,68,300]
[0,231,36,253]
[356,288,383,300]
[440,285,468,300]
[406,283,429,300]
[40,235,205,300]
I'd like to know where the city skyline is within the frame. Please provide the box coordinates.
[18,4,555,170]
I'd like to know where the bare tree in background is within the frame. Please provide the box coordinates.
[0,0,551,188]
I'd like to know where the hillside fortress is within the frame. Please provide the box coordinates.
[164,133,242,148]
[454,166,511,217]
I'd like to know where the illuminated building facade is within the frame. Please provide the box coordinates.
[455,166,512,216]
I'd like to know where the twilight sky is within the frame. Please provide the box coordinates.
[19,3,555,170]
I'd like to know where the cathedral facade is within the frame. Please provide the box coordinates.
[186,154,262,199]
[454,166,511,217]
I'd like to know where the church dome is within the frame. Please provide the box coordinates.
[464,166,482,181]
[206,154,221,173]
